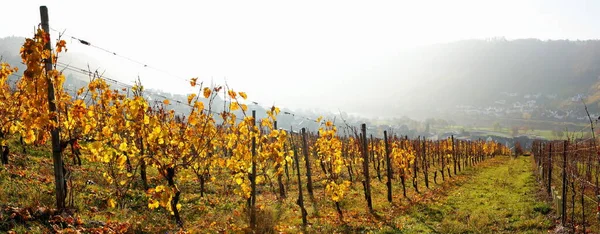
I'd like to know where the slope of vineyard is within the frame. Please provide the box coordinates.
[0,28,537,233]
[1,143,555,233]
[0,139,518,233]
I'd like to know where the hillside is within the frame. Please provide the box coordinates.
[4,36,600,130]
[359,38,600,125]
[1,140,550,233]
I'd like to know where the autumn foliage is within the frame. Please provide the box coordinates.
[0,28,512,232]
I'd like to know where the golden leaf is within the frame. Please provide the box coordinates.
[187,93,197,105]
[203,87,211,98]
[119,142,128,152]
[108,198,116,208]
[24,129,36,144]
[230,102,239,111]
[148,199,159,209]
[239,92,248,100]
[190,77,198,87]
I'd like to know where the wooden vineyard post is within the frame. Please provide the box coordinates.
[301,128,314,198]
[291,128,308,226]
[284,143,290,190]
[571,179,575,234]
[249,110,257,229]
[140,137,148,190]
[465,141,468,168]
[475,141,478,164]
[467,141,471,167]
[466,141,471,167]
[370,135,376,172]
[561,140,567,225]
[575,139,586,233]
[384,131,392,202]
[361,124,373,211]
[440,141,445,181]
[378,146,383,182]
[464,141,467,167]
[452,135,456,175]
[548,143,552,196]
[423,140,429,189]
[433,144,438,184]
[400,137,407,197]
[581,181,585,233]
[413,137,419,193]
[456,140,462,172]
[40,6,66,211]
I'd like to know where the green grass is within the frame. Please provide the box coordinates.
[390,156,553,233]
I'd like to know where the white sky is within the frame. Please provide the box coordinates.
[2,0,600,116]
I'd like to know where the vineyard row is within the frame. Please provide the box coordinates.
[0,25,510,231]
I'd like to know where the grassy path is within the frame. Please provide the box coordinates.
[392,156,552,233]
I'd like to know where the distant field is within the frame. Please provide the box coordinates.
[433,125,591,141]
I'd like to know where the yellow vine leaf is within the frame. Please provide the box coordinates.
[227,90,237,99]
[203,87,211,98]
[56,40,67,53]
[239,92,247,100]
[187,93,196,104]
[230,102,239,111]
[148,199,159,209]
[119,142,128,152]
[24,129,36,144]
[108,198,116,208]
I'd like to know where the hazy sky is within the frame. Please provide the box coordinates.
[2,0,600,116]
